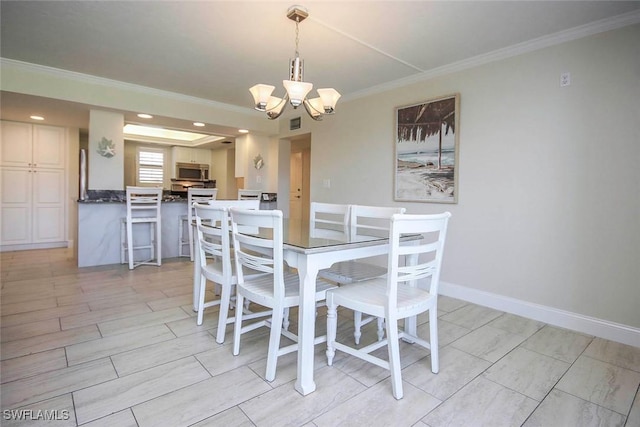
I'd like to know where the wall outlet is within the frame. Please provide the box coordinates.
[560,72,571,87]
[256,175,262,183]
[323,179,331,189]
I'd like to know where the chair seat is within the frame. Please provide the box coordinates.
[327,278,436,319]
[201,257,267,284]
[240,270,336,308]
[319,261,387,284]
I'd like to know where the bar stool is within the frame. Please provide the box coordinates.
[179,188,218,261]
[120,186,163,270]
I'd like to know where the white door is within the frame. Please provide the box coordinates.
[32,168,65,242]
[289,152,303,221]
[1,167,32,244]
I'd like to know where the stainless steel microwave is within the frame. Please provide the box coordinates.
[176,162,209,181]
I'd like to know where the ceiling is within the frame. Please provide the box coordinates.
[1,1,639,145]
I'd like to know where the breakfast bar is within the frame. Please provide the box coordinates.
[77,193,188,268]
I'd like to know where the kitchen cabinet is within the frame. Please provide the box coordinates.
[0,121,67,248]
[171,146,211,165]
[1,121,66,168]
[1,167,65,245]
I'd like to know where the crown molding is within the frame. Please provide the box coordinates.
[343,10,640,103]
[0,57,254,116]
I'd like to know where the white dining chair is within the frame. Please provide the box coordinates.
[179,187,218,261]
[191,199,260,321]
[326,212,451,399]
[193,202,270,344]
[229,207,337,382]
[318,204,406,344]
[309,202,349,240]
[120,186,163,270]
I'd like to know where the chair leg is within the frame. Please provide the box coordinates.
[196,275,207,326]
[188,221,195,262]
[265,305,284,382]
[149,223,155,262]
[326,299,337,366]
[192,245,201,311]
[216,282,232,344]
[385,316,404,400]
[120,220,126,264]
[282,307,290,331]
[376,317,385,341]
[156,221,161,266]
[232,293,245,356]
[354,311,363,344]
[429,307,439,373]
[127,221,134,270]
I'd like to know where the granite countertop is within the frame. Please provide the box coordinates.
[78,197,187,204]
[78,190,187,203]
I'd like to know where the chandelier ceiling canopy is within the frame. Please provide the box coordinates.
[249,5,341,121]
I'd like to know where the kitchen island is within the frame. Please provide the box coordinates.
[77,194,188,268]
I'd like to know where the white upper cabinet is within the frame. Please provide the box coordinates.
[172,146,211,165]
[1,121,66,168]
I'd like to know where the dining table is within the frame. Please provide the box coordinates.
[193,217,421,396]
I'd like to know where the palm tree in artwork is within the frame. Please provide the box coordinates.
[397,97,456,169]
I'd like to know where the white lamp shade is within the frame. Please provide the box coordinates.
[306,97,323,115]
[317,88,341,113]
[303,98,323,121]
[283,80,313,107]
[266,96,287,120]
[249,84,275,111]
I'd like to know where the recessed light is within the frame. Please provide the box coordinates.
[238,129,249,134]
[30,115,45,121]
[137,113,153,119]
[193,122,205,127]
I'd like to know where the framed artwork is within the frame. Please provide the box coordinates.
[394,93,460,203]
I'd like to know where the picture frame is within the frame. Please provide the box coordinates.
[394,93,460,203]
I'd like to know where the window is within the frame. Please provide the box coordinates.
[137,147,164,185]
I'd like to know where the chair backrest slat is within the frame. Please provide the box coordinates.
[387,212,451,311]
[187,188,218,224]
[193,203,230,272]
[310,202,349,239]
[349,205,406,239]
[126,186,162,218]
[230,208,285,298]
[237,189,262,200]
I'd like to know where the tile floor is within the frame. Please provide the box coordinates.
[1,247,639,426]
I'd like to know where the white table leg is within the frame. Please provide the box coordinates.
[294,253,318,396]
[192,241,201,311]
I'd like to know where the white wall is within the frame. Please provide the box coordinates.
[88,110,124,190]
[282,24,640,335]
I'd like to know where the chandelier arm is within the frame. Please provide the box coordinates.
[303,99,323,121]
[266,94,289,120]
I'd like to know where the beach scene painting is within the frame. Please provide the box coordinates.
[394,94,460,203]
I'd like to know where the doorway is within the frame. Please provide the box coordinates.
[289,136,311,222]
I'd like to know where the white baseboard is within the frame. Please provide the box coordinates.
[439,281,640,348]
[0,241,68,252]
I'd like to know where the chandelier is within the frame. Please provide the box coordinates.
[249,5,341,121]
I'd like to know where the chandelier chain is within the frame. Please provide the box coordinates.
[294,17,300,57]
